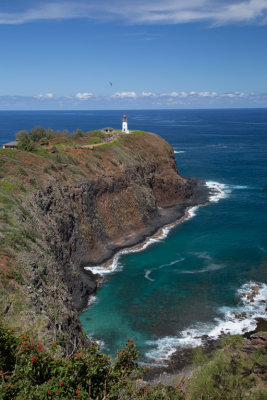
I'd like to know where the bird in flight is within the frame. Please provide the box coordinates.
[109,82,112,86]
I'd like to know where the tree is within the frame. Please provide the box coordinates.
[72,128,84,139]
[29,126,46,142]
[16,130,34,151]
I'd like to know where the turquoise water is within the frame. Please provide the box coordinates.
[1,109,266,362]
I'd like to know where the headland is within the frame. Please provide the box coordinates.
[0,126,209,353]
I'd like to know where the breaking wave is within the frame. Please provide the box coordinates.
[145,281,267,362]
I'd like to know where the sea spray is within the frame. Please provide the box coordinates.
[145,281,267,362]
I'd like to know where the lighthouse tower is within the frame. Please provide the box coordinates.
[122,114,130,134]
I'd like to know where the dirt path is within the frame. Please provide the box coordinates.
[81,134,120,149]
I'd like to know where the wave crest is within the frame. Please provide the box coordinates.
[145,281,267,362]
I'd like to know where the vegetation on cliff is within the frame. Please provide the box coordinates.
[15,126,115,151]
[0,128,199,353]
[1,324,266,399]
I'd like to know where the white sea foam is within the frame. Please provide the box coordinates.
[185,206,200,220]
[182,263,225,274]
[174,150,185,154]
[87,334,105,350]
[206,181,250,203]
[145,281,267,362]
[88,295,98,306]
[230,185,248,190]
[144,269,155,282]
[85,181,230,277]
[159,258,185,269]
[206,181,230,202]
[85,226,172,277]
[181,252,225,274]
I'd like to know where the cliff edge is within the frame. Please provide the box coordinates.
[0,131,208,353]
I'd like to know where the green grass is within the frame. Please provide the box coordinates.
[187,335,267,400]
[131,130,147,137]
[17,167,28,177]
[0,179,17,193]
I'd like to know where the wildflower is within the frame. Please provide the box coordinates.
[30,356,37,363]
[59,380,64,386]
[75,353,83,359]
[48,390,51,395]
[76,389,81,395]
[38,343,43,351]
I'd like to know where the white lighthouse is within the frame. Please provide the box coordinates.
[122,114,130,133]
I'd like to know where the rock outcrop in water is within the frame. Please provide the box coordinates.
[0,131,208,353]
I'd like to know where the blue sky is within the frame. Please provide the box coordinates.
[1,0,267,109]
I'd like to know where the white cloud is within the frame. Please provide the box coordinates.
[35,93,54,99]
[169,91,188,97]
[141,91,156,97]
[0,2,91,24]
[113,91,137,98]
[0,90,267,109]
[222,91,247,98]
[75,92,93,100]
[1,1,267,26]
[198,91,217,97]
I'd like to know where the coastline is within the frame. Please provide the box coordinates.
[81,179,266,372]
[144,317,267,384]
[84,178,211,278]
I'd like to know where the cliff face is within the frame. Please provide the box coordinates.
[0,132,208,352]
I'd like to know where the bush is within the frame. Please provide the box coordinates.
[72,129,85,139]
[16,131,34,152]
[29,126,47,143]
[186,335,267,400]
[0,325,187,399]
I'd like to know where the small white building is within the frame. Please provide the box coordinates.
[101,127,115,134]
[122,114,130,134]
[2,140,18,149]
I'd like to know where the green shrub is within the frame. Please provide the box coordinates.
[17,167,28,177]
[0,326,139,400]
[94,152,102,160]
[0,325,188,400]
[16,131,34,152]
[50,164,58,172]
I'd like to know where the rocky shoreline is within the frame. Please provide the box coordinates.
[144,282,267,383]
[83,177,210,269]
[84,178,210,278]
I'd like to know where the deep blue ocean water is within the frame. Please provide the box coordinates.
[1,109,266,363]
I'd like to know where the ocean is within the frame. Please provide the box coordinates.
[1,109,266,364]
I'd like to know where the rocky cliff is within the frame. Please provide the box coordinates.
[0,131,208,353]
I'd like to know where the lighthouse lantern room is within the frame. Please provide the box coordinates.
[122,114,130,133]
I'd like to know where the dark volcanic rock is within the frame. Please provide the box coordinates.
[0,132,209,353]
